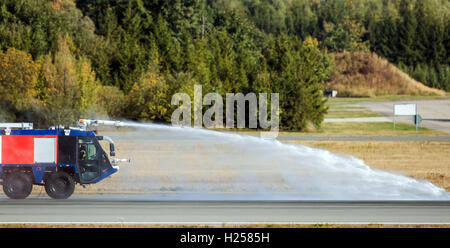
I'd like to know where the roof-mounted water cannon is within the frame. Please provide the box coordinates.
[78,119,125,130]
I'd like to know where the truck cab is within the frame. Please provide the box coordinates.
[58,133,119,185]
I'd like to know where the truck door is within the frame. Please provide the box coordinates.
[77,136,101,184]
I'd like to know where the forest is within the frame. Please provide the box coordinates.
[0,0,448,130]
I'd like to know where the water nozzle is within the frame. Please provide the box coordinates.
[78,119,125,129]
[112,158,131,164]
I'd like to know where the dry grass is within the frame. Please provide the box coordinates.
[324,110,383,118]
[219,124,449,137]
[327,52,445,97]
[285,140,450,191]
[240,122,448,136]
[315,122,448,136]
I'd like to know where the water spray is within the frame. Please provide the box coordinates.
[107,121,449,200]
[71,119,449,200]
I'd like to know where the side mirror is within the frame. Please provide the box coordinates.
[110,143,115,157]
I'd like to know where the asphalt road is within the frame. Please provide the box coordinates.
[0,197,449,224]
[359,99,450,134]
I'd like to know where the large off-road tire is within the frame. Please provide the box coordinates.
[45,171,75,199]
[2,172,33,199]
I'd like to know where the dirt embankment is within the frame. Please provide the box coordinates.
[326,52,445,97]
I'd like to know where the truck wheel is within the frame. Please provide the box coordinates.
[45,171,75,199]
[2,172,33,199]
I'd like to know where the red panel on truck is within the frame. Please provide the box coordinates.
[2,135,34,164]
[1,135,57,164]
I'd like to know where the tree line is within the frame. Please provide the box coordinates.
[0,0,448,130]
[237,0,449,91]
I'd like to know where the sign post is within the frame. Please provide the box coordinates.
[413,114,422,132]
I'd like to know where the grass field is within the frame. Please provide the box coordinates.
[312,97,450,190]
[308,122,448,136]
[325,95,450,104]
[324,110,383,118]
[223,122,449,137]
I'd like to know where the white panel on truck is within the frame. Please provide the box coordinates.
[34,138,56,163]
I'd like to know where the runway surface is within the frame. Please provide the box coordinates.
[0,197,449,224]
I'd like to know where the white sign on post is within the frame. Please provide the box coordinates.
[394,104,417,116]
[393,103,418,132]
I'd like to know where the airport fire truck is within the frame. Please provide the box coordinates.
[0,119,129,199]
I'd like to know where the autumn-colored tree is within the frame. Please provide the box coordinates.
[37,34,102,126]
[323,16,368,52]
[76,57,100,113]
[0,48,39,121]
[124,67,171,122]
[96,85,125,118]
